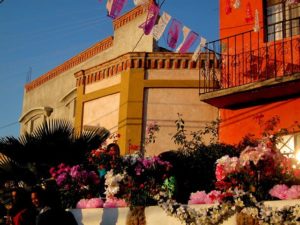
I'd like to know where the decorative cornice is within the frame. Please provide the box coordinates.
[19,106,53,123]
[113,5,148,30]
[25,36,114,92]
[75,52,217,87]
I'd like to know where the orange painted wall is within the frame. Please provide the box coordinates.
[218,1,300,145]
[219,98,300,144]
[220,0,264,39]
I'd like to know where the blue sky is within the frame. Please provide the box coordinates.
[0,0,219,137]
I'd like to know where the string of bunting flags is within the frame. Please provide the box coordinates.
[103,0,207,62]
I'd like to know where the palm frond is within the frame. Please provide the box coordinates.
[0,118,110,181]
[0,153,36,185]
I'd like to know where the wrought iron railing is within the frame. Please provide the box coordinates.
[200,17,300,94]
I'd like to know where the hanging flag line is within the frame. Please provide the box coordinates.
[103,0,208,61]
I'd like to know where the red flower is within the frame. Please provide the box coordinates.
[294,169,300,178]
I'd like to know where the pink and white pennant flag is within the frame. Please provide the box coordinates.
[133,0,148,6]
[192,37,207,62]
[139,1,160,35]
[153,12,172,40]
[167,19,182,49]
[176,26,190,52]
[176,27,198,53]
[106,0,127,19]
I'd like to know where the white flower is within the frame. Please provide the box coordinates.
[104,170,124,197]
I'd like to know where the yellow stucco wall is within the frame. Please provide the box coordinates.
[83,93,120,133]
[143,88,219,155]
[20,6,153,134]
[75,63,219,156]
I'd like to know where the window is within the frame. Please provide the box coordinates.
[276,132,300,159]
[266,0,300,41]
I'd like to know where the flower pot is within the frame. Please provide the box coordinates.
[126,206,146,225]
[236,212,259,225]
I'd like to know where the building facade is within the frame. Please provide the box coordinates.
[20,5,218,155]
[200,0,300,157]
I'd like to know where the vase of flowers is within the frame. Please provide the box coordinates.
[104,152,172,224]
[215,143,297,201]
[49,163,100,208]
[236,212,259,225]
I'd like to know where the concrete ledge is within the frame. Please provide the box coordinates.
[69,199,299,225]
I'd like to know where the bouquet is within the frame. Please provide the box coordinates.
[50,163,100,208]
[105,153,172,207]
[215,143,299,201]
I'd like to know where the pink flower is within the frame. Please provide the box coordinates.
[286,185,300,199]
[89,171,100,185]
[188,191,208,204]
[86,198,104,208]
[188,190,223,204]
[294,169,300,178]
[269,184,289,199]
[215,164,226,181]
[206,190,222,204]
[70,165,81,178]
[56,173,68,186]
[49,167,56,176]
[215,155,239,181]
[103,197,127,208]
[76,199,89,208]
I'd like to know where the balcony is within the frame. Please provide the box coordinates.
[199,18,300,109]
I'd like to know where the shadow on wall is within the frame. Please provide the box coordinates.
[100,208,118,225]
[70,208,119,225]
[70,209,83,225]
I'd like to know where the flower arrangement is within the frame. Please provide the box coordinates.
[214,143,299,201]
[49,163,100,208]
[156,188,300,225]
[88,147,115,173]
[105,152,172,207]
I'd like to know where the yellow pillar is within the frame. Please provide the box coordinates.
[118,69,145,155]
[74,70,85,135]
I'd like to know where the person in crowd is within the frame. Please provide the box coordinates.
[31,185,77,225]
[107,143,120,159]
[7,188,36,225]
[0,200,6,225]
[99,143,121,198]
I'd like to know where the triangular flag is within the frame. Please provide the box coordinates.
[153,12,171,41]
[177,30,198,53]
[106,0,113,15]
[133,0,148,6]
[139,1,160,35]
[107,0,127,19]
[192,37,207,62]
[167,19,182,49]
[176,26,191,52]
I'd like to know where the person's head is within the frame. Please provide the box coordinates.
[107,143,120,157]
[31,187,45,209]
[10,188,32,213]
